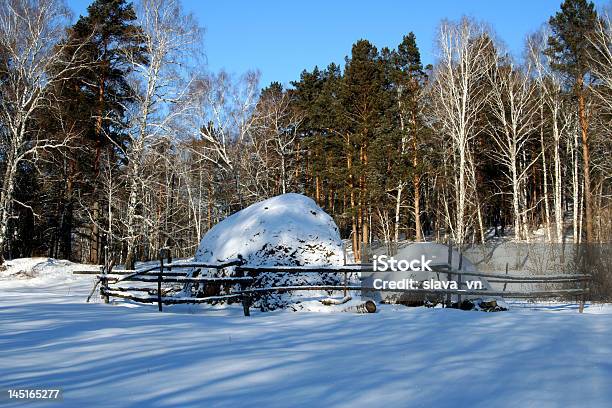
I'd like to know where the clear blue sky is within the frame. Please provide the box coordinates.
[67,0,609,88]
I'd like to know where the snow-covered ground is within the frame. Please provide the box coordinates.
[1,258,612,407]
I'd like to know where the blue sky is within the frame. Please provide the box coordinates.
[67,0,609,88]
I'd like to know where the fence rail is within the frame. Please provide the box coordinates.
[75,247,592,315]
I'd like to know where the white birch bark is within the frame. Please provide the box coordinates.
[0,0,89,263]
[431,18,491,246]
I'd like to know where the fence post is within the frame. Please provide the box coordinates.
[242,294,251,316]
[446,240,453,308]
[457,251,463,307]
[167,248,172,274]
[579,273,589,314]
[104,245,108,273]
[343,245,352,298]
[158,249,164,312]
[101,263,109,304]
[503,263,509,292]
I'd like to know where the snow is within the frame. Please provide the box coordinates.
[2,258,612,407]
[0,257,97,289]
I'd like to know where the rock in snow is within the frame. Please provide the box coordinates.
[194,193,345,309]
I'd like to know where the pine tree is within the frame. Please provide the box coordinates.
[391,33,427,241]
[54,0,146,262]
[342,40,390,259]
[546,0,599,242]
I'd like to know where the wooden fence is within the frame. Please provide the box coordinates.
[74,249,591,315]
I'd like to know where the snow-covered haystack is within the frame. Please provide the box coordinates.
[194,193,345,310]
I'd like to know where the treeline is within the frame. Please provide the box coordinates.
[0,0,611,266]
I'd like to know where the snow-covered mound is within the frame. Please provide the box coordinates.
[0,258,88,281]
[195,193,344,267]
[0,258,98,293]
[194,194,345,310]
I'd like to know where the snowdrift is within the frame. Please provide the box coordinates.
[0,258,87,283]
[194,193,345,309]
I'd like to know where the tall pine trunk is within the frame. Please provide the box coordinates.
[413,123,422,241]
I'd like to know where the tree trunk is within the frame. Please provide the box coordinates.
[414,176,422,242]
[512,159,521,240]
[412,108,422,242]
[540,115,552,242]
[394,184,402,242]
[552,108,563,243]
[346,134,359,262]
[124,155,141,270]
[0,158,17,265]
[576,82,592,243]
[361,145,368,251]
[457,146,466,246]
[572,127,580,244]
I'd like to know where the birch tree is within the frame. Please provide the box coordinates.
[588,10,612,240]
[0,0,89,264]
[121,0,201,268]
[187,70,259,208]
[529,32,572,242]
[589,10,612,114]
[488,59,539,240]
[431,18,491,246]
[252,82,302,195]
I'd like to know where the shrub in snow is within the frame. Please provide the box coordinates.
[193,193,345,310]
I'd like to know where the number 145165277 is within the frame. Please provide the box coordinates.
[6,389,62,401]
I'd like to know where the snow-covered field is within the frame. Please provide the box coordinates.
[1,258,612,407]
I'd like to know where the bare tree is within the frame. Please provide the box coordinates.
[0,0,90,264]
[189,71,259,171]
[252,84,302,195]
[589,11,612,114]
[488,58,540,240]
[187,70,259,210]
[588,11,612,240]
[430,18,492,246]
[120,0,201,268]
[77,149,125,263]
[529,31,572,243]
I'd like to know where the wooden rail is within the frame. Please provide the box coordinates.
[360,287,589,297]
[236,262,592,314]
[235,266,365,274]
[77,246,592,315]
[99,275,254,284]
[456,271,591,281]
[238,285,363,293]
[100,288,242,304]
[81,253,248,311]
